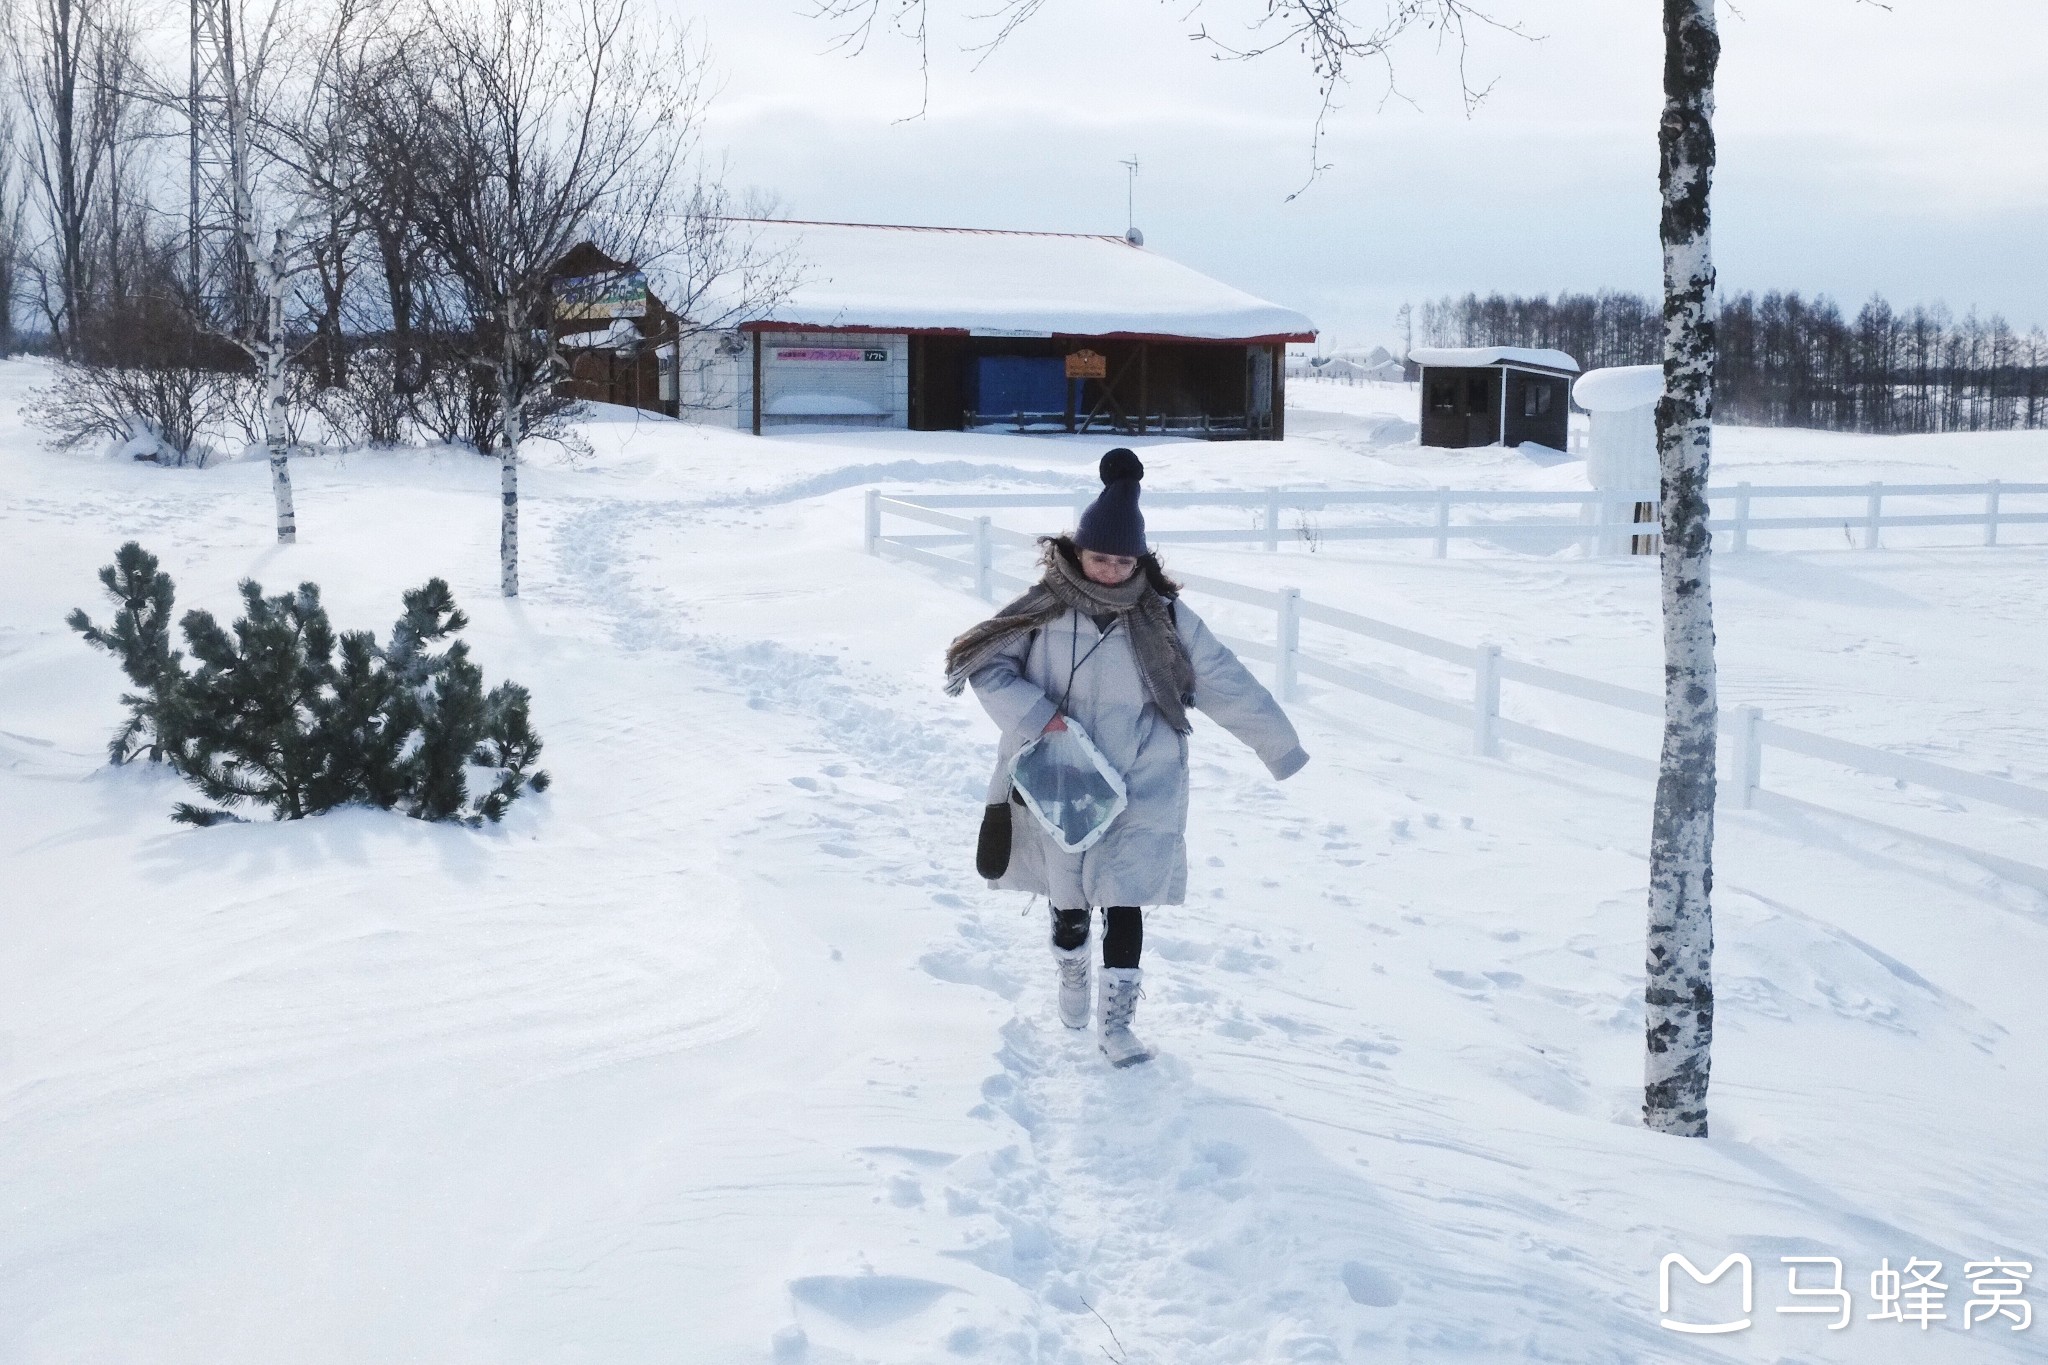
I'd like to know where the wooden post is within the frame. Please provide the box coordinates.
[750,331,763,436]
[864,489,881,555]
[1472,644,1501,757]
[1864,481,1883,549]
[910,337,924,431]
[1272,343,1287,441]
[1732,481,1751,553]
[1275,587,1301,701]
[1632,500,1659,556]
[1244,345,1256,437]
[1986,479,2001,546]
[973,516,994,601]
[1138,342,1150,434]
[1434,487,1451,559]
[1264,488,1282,551]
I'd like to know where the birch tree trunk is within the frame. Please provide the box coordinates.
[259,233,297,544]
[498,321,522,597]
[1644,0,1720,1139]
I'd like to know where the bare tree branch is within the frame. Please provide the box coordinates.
[808,0,1528,184]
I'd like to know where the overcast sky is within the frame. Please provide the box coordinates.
[682,1,2047,349]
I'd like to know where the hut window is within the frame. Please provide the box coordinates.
[1466,374,1490,410]
[1429,380,1456,412]
[1524,381,1554,417]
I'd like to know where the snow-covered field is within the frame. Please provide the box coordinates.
[3,361,2043,1364]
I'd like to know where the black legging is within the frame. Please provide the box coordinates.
[1052,906,1143,969]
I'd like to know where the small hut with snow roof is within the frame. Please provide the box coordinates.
[1412,346,1578,450]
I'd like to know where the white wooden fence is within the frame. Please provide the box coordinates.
[864,481,2048,560]
[869,486,2048,888]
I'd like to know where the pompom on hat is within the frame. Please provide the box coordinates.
[1074,448,1148,557]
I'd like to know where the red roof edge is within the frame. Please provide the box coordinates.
[741,321,1315,345]
[718,216,1133,245]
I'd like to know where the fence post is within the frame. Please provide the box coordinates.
[1864,481,1883,549]
[1733,481,1751,553]
[1587,495,1607,558]
[1986,479,2001,547]
[1434,487,1451,559]
[864,489,882,555]
[1276,587,1301,701]
[1730,704,1763,809]
[1472,643,1501,758]
[973,516,994,601]
[1265,487,1282,551]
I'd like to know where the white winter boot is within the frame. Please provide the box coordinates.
[1096,967,1153,1067]
[1053,943,1093,1030]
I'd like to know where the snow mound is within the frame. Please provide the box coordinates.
[1574,365,1664,412]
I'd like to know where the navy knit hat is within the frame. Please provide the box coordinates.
[1074,448,1147,557]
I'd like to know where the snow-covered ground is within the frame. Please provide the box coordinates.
[2,360,2043,1364]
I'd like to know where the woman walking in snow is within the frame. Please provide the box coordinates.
[945,449,1308,1066]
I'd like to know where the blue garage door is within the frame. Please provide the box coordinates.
[972,355,1067,418]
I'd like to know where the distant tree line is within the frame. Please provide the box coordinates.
[1418,289,2048,433]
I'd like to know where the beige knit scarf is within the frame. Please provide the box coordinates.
[944,540,1195,735]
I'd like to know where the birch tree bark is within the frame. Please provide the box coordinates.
[184,0,320,546]
[256,230,297,543]
[498,310,522,598]
[1644,0,1720,1139]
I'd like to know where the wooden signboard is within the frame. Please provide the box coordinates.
[555,271,649,321]
[1064,349,1107,380]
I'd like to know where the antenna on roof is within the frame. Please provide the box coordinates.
[1120,155,1142,246]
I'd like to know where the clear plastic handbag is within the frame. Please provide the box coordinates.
[1009,717,1128,854]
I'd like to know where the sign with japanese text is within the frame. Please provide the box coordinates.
[1065,349,1107,380]
[774,349,888,363]
[555,271,649,321]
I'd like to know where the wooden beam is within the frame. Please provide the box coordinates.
[1273,343,1286,441]
[1078,350,1138,431]
[751,332,763,436]
[1138,343,1149,434]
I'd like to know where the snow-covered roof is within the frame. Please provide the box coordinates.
[1573,364,1664,412]
[1410,346,1580,374]
[699,219,1316,343]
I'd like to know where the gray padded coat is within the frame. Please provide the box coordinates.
[968,599,1308,908]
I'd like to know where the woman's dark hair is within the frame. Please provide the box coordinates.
[1040,533,1181,598]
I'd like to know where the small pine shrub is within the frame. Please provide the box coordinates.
[66,542,185,762]
[70,543,548,826]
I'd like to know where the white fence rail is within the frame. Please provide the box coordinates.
[870,487,2048,888]
[864,481,2048,560]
